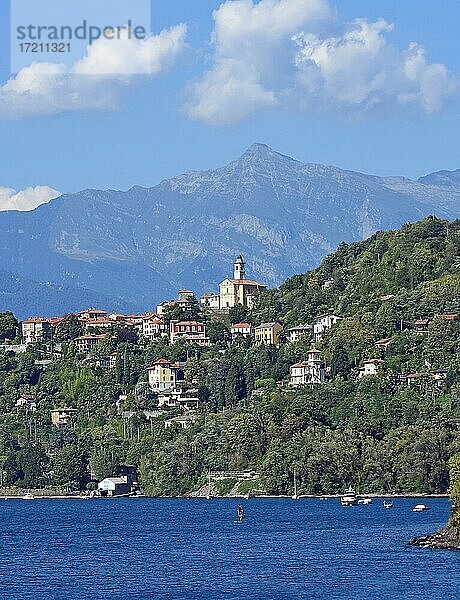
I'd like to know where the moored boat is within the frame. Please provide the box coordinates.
[383,500,393,509]
[341,487,358,506]
[413,503,430,512]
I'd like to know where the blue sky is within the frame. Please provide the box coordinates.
[0,0,458,205]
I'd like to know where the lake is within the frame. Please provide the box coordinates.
[0,497,458,599]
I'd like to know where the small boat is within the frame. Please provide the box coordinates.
[341,487,358,506]
[358,498,373,505]
[413,504,430,512]
[22,493,35,500]
[383,500,393,509]
[292,468,299,500]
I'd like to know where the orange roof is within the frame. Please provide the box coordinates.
[149,359,180,369]
[231,323,251,329]
[23,317,49,324]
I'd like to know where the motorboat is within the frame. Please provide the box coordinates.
[383,500,393,509]
[341,487,358,506]
[413,503,430,512]
[22,493,35,500]
[358,497,373,505]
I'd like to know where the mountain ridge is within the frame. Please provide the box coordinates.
[0,143,459,319]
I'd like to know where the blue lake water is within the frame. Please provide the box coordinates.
[0,497,458,599]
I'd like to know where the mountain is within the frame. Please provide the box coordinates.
[0,269,137,319]
[0,143,459,319]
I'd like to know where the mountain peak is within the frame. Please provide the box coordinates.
[240,143,295,164]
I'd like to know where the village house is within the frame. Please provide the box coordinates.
[358,359,384,378]
[436,313,458,323]
[158,388,199,410]
[313,313,342,342]
[148,359,180,392]
[254,322,283,346]
[230,323,253,341]
[16,393,36,412]
[177,289,195,308]
[200,293,221,310]
[290,349,326,386]
[375,338,392,349]
[77,308,108,321]
[156,300,177,316]
[74,334,105,354]
[98,466,138,497]
[95,352,118,370]
[170,320,209,345]
[50,407,78,427]
[414,318,430,334]
[83,316,114,331]
[287,324,312,343]
[432,369,448,387]
[21,317,52,345]
[164,413,197,430]
[142,315,168,339]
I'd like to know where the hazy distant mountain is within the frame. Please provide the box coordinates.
[0,143,458,319]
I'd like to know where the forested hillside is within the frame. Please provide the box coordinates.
[0,217,459,497]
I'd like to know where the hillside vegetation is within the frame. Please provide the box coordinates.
[0,217,459,497]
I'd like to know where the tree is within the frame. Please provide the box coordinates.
[54,314,82,341]
[52,445,88,488]
[0,312,18,341]
[207,321,229,344]
[17,443,49,488]
[229,304,249,325]
[330,346,352,379]
[90,445,121,480]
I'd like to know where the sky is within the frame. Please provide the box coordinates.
[0,0,458,209]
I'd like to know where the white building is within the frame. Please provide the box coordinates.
[290,349,326,386]
[313,313,342,342]
[358,359,384,378]
[21,318,52,345]
[287,324,311,343]
[230,323,253,341]
[200,293,221,310]
[142,315,167,339]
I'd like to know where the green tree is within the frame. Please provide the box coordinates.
[52,445,88,488]
[0,312,18,341]
[54,314,82,342]
[229,304,249,325]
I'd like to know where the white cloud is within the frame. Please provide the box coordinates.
[184,0,456,125]
[294,18,456,114]
[0,186,61,211]
[0,24,187,119]
[184,0,331,125]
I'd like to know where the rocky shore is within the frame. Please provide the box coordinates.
[409,523,460,550]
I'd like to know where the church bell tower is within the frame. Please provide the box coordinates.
[233,255,246,280]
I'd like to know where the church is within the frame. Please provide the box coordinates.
[201,255,267,311]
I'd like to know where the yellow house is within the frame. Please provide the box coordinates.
[254,322,283,346]
[148,359,180,392]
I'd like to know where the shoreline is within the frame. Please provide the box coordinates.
[1,492,450,500]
